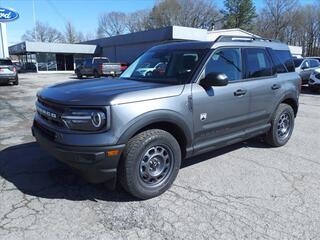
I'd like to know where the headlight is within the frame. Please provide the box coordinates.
[61,109,106,131]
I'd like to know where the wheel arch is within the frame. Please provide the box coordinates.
[272,92,298,118]
[281,97,298,117]
[117,110,193,158]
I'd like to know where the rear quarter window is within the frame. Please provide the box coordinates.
[274,50,295,72]
[267,48,287,74]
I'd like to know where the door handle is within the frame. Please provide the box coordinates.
[234,89,247,96]
[271,84,281,90]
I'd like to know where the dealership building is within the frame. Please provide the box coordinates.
[9,26,303,72]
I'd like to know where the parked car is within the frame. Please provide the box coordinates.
[135,62,167,76]
[75,57,127,78]
[0,59,19,85]
[294,58,320,84]
[32,36,300,199]
[21,62,37,72]
[13,62,23,73]
[309,68,320,92]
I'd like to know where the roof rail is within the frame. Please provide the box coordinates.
[215,35,280,43]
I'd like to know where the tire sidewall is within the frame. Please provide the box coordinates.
[272,105,295,146]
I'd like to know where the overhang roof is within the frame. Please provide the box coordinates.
[9,41,98,55]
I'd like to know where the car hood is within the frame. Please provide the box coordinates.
[38,78,184,106]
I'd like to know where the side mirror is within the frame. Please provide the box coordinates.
[200,72,229,88]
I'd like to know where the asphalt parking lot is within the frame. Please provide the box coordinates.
[0,73,320,240]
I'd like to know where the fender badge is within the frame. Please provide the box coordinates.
[200,113,207,121]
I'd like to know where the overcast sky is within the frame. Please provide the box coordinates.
[0,0,317,45]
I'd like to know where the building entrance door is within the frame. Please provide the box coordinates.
[56,54,74,71]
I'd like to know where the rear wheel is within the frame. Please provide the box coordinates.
[13,76,19,85]
[119,129,181,199]
[94,70,100,78]
[76,73,83,79]
[265,103,295,147]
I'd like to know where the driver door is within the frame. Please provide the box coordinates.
[192,48,251,154]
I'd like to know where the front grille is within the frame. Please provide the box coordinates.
[36,98,65,128]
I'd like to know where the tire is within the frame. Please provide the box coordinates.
[94,70,100,78]
[77,73,83,79]
[265,103,295,147]
[13,76,19,85]
[119,129,181,199]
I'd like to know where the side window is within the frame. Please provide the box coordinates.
[274,50,295,72]
[205,48,242,81]
[302,60,310,69]
[310,60,320,68]
[243,48,273,78]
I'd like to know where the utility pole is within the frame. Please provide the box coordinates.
[33,0,37,41]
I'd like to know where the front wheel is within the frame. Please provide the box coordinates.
[265,103,295,147]
[119,129,181,199]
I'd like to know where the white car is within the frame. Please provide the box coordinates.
[135,62,167,76]
[309,68,320,92]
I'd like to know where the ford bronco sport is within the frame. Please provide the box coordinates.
[32,36,300,199]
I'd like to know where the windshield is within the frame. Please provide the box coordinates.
[120,48,206,84]
[293,59,303,67]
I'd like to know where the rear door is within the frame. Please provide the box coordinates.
[243,47,283,128]
[192,47,251,154]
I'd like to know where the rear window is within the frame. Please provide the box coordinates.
[274,50,295,72]
[95,58,109,64]
[0,59,13,65]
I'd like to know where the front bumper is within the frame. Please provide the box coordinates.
[32,122,125,184]
[309,78,320,90]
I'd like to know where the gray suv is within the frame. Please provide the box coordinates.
[32,36,300,199]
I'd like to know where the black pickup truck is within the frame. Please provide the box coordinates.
[75,57,128,78]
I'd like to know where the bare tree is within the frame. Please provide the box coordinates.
[255,0,298,41]
[126,10,150,33]
[147,0,222,30]
[254,1,320,56]
[97,12,127,37]
[64,22,83,43]
[22,21,64,43]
